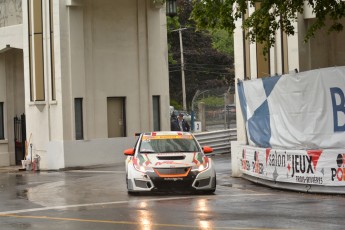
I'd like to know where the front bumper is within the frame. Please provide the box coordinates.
[127,164,216,192]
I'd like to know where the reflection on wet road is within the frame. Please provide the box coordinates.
[0,154,345,229]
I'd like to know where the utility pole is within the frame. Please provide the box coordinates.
[172,27,187,111]
[179,28,187,111]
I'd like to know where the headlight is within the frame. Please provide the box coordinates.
[191,156,210,172]
[191,162,209,172]
[133,163,153,173]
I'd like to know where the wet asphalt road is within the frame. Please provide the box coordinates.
[0,154,345,230]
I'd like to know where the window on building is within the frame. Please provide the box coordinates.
[281,31,289,74]
[255,2,270,78]
[256,42,270,78]
[28,0,45,101]
[75,98,84,140]
[153,96,161,131]
[49,0,56,100]
[28,0,33,101]
[243,11,251,80]
[0,103,4,140]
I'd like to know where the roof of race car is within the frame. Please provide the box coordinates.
[141,131,193,140]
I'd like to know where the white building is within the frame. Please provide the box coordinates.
[0,0,170,169]
[233,3,345,146]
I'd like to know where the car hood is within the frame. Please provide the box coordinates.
[134,152,207,168]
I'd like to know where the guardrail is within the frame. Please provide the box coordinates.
[194,129,237,155]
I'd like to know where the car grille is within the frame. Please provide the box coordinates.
[156,155,186,160]
[154,167,190,177]
[152,178,194,190]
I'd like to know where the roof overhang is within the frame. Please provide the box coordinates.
[0,45,12,54]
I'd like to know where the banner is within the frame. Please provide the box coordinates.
[237,66,345,149]
[241,146,345,186]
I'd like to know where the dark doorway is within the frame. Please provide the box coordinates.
[107,97,126,137]
[14,114,26,165]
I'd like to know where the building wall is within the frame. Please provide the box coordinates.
[233,17,247,144]
[0,54,8,166]
[298,17,345,72]
[234,5,345,147]
[0,49,24,166]
[234,5,299,144]
[0,0,22,28]
[0,1,24,167]
[20,0,170,169]
[6,49,25,165]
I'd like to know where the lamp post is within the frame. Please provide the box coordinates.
[166,0,177,17]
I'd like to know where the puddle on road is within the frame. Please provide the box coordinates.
[16,189,28,200]
[9,222,32,229]
[220,183,253,189]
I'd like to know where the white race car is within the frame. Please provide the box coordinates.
[124,131,216,194]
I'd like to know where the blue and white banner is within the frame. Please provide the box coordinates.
[238,66,345,149]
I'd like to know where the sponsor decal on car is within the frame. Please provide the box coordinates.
[154,161,190,166]
[142,135,193,140]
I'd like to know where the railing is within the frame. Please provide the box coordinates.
[194,129,237,155]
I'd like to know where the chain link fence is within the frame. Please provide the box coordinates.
[191,87,236,132]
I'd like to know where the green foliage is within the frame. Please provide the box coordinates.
[167,0,234,111]
[167,15,180,33]
[191,0,345,54]
[198,96,224,107]
[167,16,180,64]
[170,99,182,110]
[210,29,234,56]
[168,43,177,65]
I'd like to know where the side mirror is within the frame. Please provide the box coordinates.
[124,148,135,156]
[202,146,213,154]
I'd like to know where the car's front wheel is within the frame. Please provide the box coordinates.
[127,190,139,196]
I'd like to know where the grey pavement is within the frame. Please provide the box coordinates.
[1,154,345,229]
[0,165,24,174]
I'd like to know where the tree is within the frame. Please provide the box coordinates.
[168,0,234,110]
[191,0,345,54]
[210,29,234,56]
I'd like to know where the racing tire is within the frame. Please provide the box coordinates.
[127,190,139,196]
[204,189,216,194]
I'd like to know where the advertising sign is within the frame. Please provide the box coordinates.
[241,146,345,186]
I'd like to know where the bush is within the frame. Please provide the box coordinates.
[198,96,223,108]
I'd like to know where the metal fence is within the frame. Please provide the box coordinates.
[194,129,237,155]
[191,88,236,132]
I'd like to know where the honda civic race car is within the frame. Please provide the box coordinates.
[124,131,216,194]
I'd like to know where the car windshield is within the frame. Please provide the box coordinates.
[139,137,200,153]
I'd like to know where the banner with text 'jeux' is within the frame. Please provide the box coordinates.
[241,146,345,186]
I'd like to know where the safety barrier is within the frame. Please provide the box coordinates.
[194,129,237,155]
